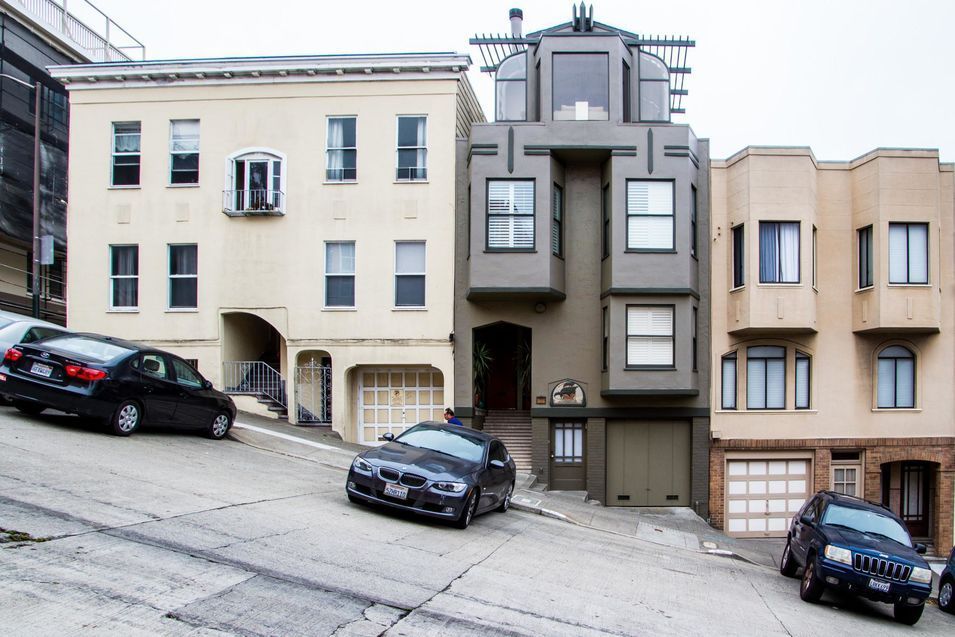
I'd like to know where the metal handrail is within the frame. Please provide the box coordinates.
[222,361,287,408]
[222,189,285,215]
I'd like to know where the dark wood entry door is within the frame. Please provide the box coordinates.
[550,421,586,490]
[900,462,931,538]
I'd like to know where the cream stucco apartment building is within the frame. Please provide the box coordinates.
[49,53,483,442]
[710,147,955,553]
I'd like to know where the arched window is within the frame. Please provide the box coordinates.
[746,345,785,409]
[495,52,526,122]
[224,149,285,215]
[877,346,915,408]
[639,52,670,122]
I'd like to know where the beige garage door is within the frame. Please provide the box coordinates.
[359,368,444,444]
[607,421,690,506]
[725,459,810,538]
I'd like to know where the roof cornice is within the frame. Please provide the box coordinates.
[48,52,472,89]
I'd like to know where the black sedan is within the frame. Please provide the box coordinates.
[0,333,236,438]
[346,422,517,529]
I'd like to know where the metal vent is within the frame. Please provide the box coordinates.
[378,467,400,482]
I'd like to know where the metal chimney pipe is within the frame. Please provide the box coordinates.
[509,8,523,38]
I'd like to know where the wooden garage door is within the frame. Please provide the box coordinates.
[725,459,810,538]
[359,368,444,444]
[606,421,690,506]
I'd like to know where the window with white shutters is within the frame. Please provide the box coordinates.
[487,180,535,249]
[626,306,673,367]
[627,180,674,250]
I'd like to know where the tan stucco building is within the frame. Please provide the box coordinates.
[50,53,483,442]
[710,146,955,552]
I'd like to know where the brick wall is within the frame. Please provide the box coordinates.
[709,437,955,554]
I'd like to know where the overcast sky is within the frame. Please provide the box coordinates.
[82,0,954,162]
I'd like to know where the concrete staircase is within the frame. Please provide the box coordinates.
[482,409,532,472]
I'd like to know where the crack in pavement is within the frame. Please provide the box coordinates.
[749,580,794,636]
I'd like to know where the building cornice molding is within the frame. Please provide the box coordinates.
[712,145,943,171]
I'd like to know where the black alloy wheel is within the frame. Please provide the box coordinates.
[455,489,479,529]
[799,554,825,603]
[13,400,46,416]
[110,400,142,436]
[206,412,232,440]
[779,540,798,578]
[496,482,514,513]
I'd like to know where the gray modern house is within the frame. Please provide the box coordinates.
[455,5,710,514]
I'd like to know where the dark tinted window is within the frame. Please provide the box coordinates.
[136,353,170,380]
[489,441,508,464]
[172,357,203,388]
[23,327,65,343]
[396,425,487,463]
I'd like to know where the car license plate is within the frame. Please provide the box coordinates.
[30,362,53,378]
[383,483,408,500]
[868,578,891,593]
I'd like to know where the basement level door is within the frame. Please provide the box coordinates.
[359,368,444,445]
[725,459,809,538]
[550,421,586,490]
[606,421,690,506]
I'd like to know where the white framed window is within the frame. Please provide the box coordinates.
[487,180,534,249]
[109,245,138,309]
[396,116,427,181]
[888,223,928,284]
[759,221,800,283]
[626,306,673,367]
[325,242,355,307]
[795,351,811,409]
[168,244,197,309]
[877,345,915,408]
[225,149,284,213]
[832,466,859,497]
[627,180,674,250]
[395,241,425,307]
[746,345,785,409]
[169,119,199,184]
[326,116,356,181]
[111,121,141,186]
[721,352,737,410]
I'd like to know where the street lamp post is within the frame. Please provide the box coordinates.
[0,73,43,318]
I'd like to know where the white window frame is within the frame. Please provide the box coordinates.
[325,115,357,182]
[395,115,428,182]
[168,119,199,186]
[626,180,674,251]
[224,147,286,213]
[487,179,535,250]
[109,244,138,311]
[626,305,674,368]
[324,241,356,308]
[394,241,426,308]
[111,121,141,187]
[167,244,198,311]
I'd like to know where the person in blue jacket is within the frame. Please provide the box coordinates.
[443,408,463,426]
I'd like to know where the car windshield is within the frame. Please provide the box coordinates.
[395,425,487,463]
[43,335,135,363]
[822,503,912,547]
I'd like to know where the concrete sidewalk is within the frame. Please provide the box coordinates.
[227,414,782,570]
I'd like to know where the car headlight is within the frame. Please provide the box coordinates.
[352,457,373,475]
[824,545,852,565]
[432,481,467,493]
[909,567,932,584]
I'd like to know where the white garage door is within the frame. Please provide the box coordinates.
[726,459,810,538]
[359,368,444,444]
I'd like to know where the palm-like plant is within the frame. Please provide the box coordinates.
[472,340,493,407]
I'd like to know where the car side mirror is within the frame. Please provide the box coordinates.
[203,380,213,390]
[915,543,927,554]
[489,459,506,469]
[799,514,814,526]
[380,432,395,442]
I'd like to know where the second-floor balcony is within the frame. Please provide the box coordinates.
[222,189,285,217]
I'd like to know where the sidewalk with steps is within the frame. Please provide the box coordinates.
[480,409,532,471]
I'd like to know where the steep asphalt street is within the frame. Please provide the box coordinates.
[1,409,953,635]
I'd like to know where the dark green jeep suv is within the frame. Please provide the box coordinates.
[780,490,933,625]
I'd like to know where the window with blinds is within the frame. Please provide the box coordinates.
[877,345,915,408]
[627,180,674,250]
[746,345,785,409]
[721,352,737,409]
[487,180,535,249]
[795,351,811,409]
[888,223,928,284]
[626,306,673,367]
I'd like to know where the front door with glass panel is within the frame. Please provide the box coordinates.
[359,368,443,444]
[550,421,585,490]
[900,461,931,538]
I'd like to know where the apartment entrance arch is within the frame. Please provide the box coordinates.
[881,460,938,540]
[473,322,531,410]
[221,312,287,409]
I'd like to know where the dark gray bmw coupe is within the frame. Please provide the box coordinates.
[345,422,516,528]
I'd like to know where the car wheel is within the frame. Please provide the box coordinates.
[779,539,798,578]
[13,400,45,416]
[799,554,825,603]
[893,601,924,625]
[496,482,514,513]
[454,489,479,529]
[205,412,232,440]
[110,400,142,436]
[939,578,954,613]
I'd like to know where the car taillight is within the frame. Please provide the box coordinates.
[4,348,23,362]
[64,365,107,382]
